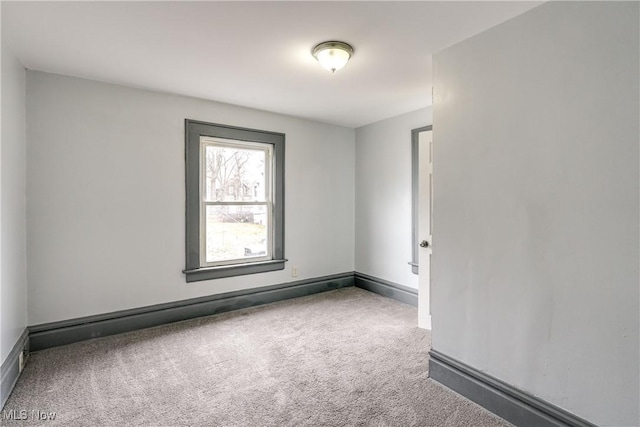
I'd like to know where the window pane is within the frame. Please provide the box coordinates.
[205,205,268,263]
[204,145,267,202]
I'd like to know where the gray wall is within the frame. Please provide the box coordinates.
[355,108,432,289]
[432,2,639,426]
[26,71,355,325]
[1,43,28,365]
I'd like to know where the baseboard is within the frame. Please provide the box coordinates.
[1,328,29,410]
[29,272,354,352]
[429,350,597,427]
[29,271,417,352]
[354,272,418,307]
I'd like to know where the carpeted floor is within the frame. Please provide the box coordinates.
[1,287,511,426]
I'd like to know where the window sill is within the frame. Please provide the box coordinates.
[183,259,287,283]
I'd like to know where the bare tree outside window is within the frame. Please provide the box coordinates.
[204,146,266,202]
[202,142,271,264]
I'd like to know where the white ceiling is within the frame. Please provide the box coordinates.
[2,1,542,128]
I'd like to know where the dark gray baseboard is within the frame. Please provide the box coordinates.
[1,328,29,410]
[354,272,418,307]
[29,272,354,352]
[429,350,597,427]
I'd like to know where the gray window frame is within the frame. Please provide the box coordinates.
[183,119,286,282]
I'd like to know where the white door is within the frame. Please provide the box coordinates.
[418,129,433,329]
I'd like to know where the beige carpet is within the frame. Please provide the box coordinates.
[1,287,511,426]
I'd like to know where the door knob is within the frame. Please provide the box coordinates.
[420,240,430,248]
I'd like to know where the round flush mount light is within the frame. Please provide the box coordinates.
[312,41,354,74]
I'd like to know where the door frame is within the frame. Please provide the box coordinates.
[411,125,433,330]
[410,125,432,275]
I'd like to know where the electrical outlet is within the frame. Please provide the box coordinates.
[291,266,298,277]
[19,352,24,373]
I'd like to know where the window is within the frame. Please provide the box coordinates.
[184,120,285,282]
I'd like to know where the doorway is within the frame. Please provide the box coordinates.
[411,126,433,329]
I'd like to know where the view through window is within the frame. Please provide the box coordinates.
[202,139,273,265]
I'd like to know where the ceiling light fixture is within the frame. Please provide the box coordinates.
[312,41,354,74]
